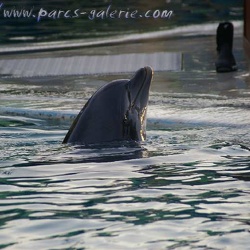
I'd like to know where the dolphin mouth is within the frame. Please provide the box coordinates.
[123,66,153,141]
[130,66,153,107]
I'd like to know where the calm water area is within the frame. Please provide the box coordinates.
[0,1,250,249]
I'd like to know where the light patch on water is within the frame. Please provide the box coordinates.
[0,32,250,250]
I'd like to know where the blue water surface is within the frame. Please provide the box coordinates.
[0,30,250,249]
[0,1,250,249]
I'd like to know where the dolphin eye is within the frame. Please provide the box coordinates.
[123,113,128,124]
[122,111,130,139]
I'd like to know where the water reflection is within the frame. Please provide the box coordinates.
[0,143,249,249]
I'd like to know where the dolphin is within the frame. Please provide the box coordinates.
[63,66,153,145]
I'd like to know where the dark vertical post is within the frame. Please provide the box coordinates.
[244,0,250,58]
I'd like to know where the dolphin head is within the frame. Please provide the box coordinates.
[63,66,153,145]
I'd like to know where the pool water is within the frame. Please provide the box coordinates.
[0,28,250,249]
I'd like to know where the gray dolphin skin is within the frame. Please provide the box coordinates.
[63,66,153,145]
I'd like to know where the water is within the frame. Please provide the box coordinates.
[1,1,250,249]
[0,31,250,249]
[0,0,243,43]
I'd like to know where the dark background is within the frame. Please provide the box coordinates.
[0,0,243,44]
